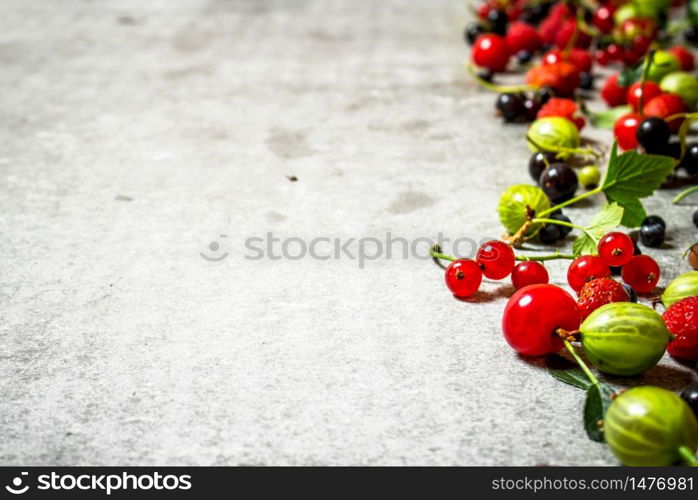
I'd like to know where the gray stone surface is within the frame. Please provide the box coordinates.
[1,0,696,466]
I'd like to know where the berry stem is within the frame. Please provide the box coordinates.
[678,445,698,467]
[531,217,596,242]
[637,50,655,116]
[526,135,601,160]
[563,338,601,388]
[673,185,698,204]
[537,186,603,217]
[429,245,456,262]
[516,251,576,262]
[465,63,537,93]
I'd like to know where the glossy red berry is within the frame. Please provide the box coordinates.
[597,232,635,267]
[626,81,662,112]
[502,284,580,356]
[567,255,611,293]
[445,259,483,297]
[669,45,695,71]
[476,240,515,279]
[511,261,549,290]
[472,34,510,73]
[621,255,660,293]
[613,113,641,151]
[643,94,688,133]
[592,5,615,34]
[601,73,627,107]
[594,48,611,66]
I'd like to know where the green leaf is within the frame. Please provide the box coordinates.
[583,384,614,443]
[590,106,631,130]
[601,142,676,228]
[572,203,624,256]
[546,354,592,390]
[677,113,698,161]
[617,64,643,87]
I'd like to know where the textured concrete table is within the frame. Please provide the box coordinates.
[1,0,696,465]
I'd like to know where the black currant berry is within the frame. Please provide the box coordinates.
[465,23,485,45]
[661,141,682,160]
[487,9,508,36]
[622,284,638,303]
[579,72,594,90]
[539,224,561,244]
[495,93,525,122]
[642,215,666,229]
[680,385,698,418]
[639,222,665,247]
[516,50,533,64]
[550,212,572,237]
[522,98,540,122]
[693,209,698,229]
[528,152,556,181]
[537,86,555,104]
[539,163,578,203]
[636,117,671,154]
[684,26,698,45]
[679,143,698,175]
[477,69,494,83]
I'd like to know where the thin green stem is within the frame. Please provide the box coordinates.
[465,63,535,93]
[532,218,584,233]
[673,185,698,204]
[537,186,602,217]
[563,339,600,388]
[678,445,698,466]
[429,246,456,262]
[515,252,576,262]
[526,135,600,160]
[637,50,655,115]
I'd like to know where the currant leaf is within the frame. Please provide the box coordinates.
[677,112,698,160]
[583,383,615,443]
[546,354,592,390]
[590,105,632,130]
[601,142,675,227]
[572,203,624,256]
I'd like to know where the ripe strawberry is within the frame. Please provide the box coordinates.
[537,97,586,130]
[554,20,592,50]
[643,93,688,133]
[526,62,580,97]
[577,277,629,320]
[669,45,695,71]
[601,73,628,107]
[506,21,543,54]
[663,296,698,361]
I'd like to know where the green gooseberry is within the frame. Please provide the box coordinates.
[613,4,640,25]
[660,72,698,109]
[662,271,698,308]
[605,386,698,466]
[647,51,681,83]
[498,184,550,237]
[578,165,601,189]
[580,303,671,376]
[527,117,580,156]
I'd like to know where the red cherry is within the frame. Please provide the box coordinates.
[597,232,635,267]
[643,94,689,133]
[669,45,695,71]
[511,261,549,290]
[626,81,662,112]
[621,255,660,293]
[567,255,611,293]
[445,259,483,297]
[592,5,615,34]
[594,49,611,66]
[606,44,622,61]
[477,3,493,20]
[613,113,641,151]
[477,240,515,279]
[502,284,580,356]
[601,73,627,107]
[472,34,510,73]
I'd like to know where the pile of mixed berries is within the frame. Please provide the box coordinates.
[431,0,698,465]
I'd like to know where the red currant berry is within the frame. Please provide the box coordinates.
[594,48,611,66]
[597,232,635,267]
[445,259,483,297]
[606,44,622,61]
[476,240,515,279]
[502,284,580,356]
[511,261,549,290]
[626,81,662,112]
[592,5,615,34]
[472,33,511,73]
[567,255,611,293]
[621,255,660,294]
[613,113,641,151]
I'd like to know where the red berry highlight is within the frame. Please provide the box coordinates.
[613,113,641,151]
[597,232,635,267]
[472,34,510,73]
[477,240,516,279]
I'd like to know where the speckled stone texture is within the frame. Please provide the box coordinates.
[0,0,696,466]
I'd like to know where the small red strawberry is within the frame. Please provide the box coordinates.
[537,97,586,130]
[601,73,628,107]
[526,62,580,97]
[669,45,695,71]
[643,93,688,133]
[663,296,698,361]
[506,21,543,54]
[577,277,629,320]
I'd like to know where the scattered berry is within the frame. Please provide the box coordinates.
[642,215,666,228]
[643,93,688,133]
[539,223,561,244]
[578,165,601,189]
[622,283,637,302]
[635,117,671,155]
[621,255,660,293]
[487,9,508,36]
[678,143,698,175]
[476,240,516,279]
[577,277,629,320]
[567,255,611,292]
[627,82,662,112]
[669,45,695,71]
[495,92,525,122]
[528,151,556,181]
[639,220,665,248]
[680,385,698,419]
[601,73,628,107]
[597,231,635,267]
[536,97,585,130]
[613,113,642,151]
[539,163,578,203]
[473,34,510,73]
[525,62,580,97]
[550,212,572,237]
[445,259,483,298]
[663,297,698,361]
[465,23,485,45]
[506,21,543,54]
[511,261,549,290]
